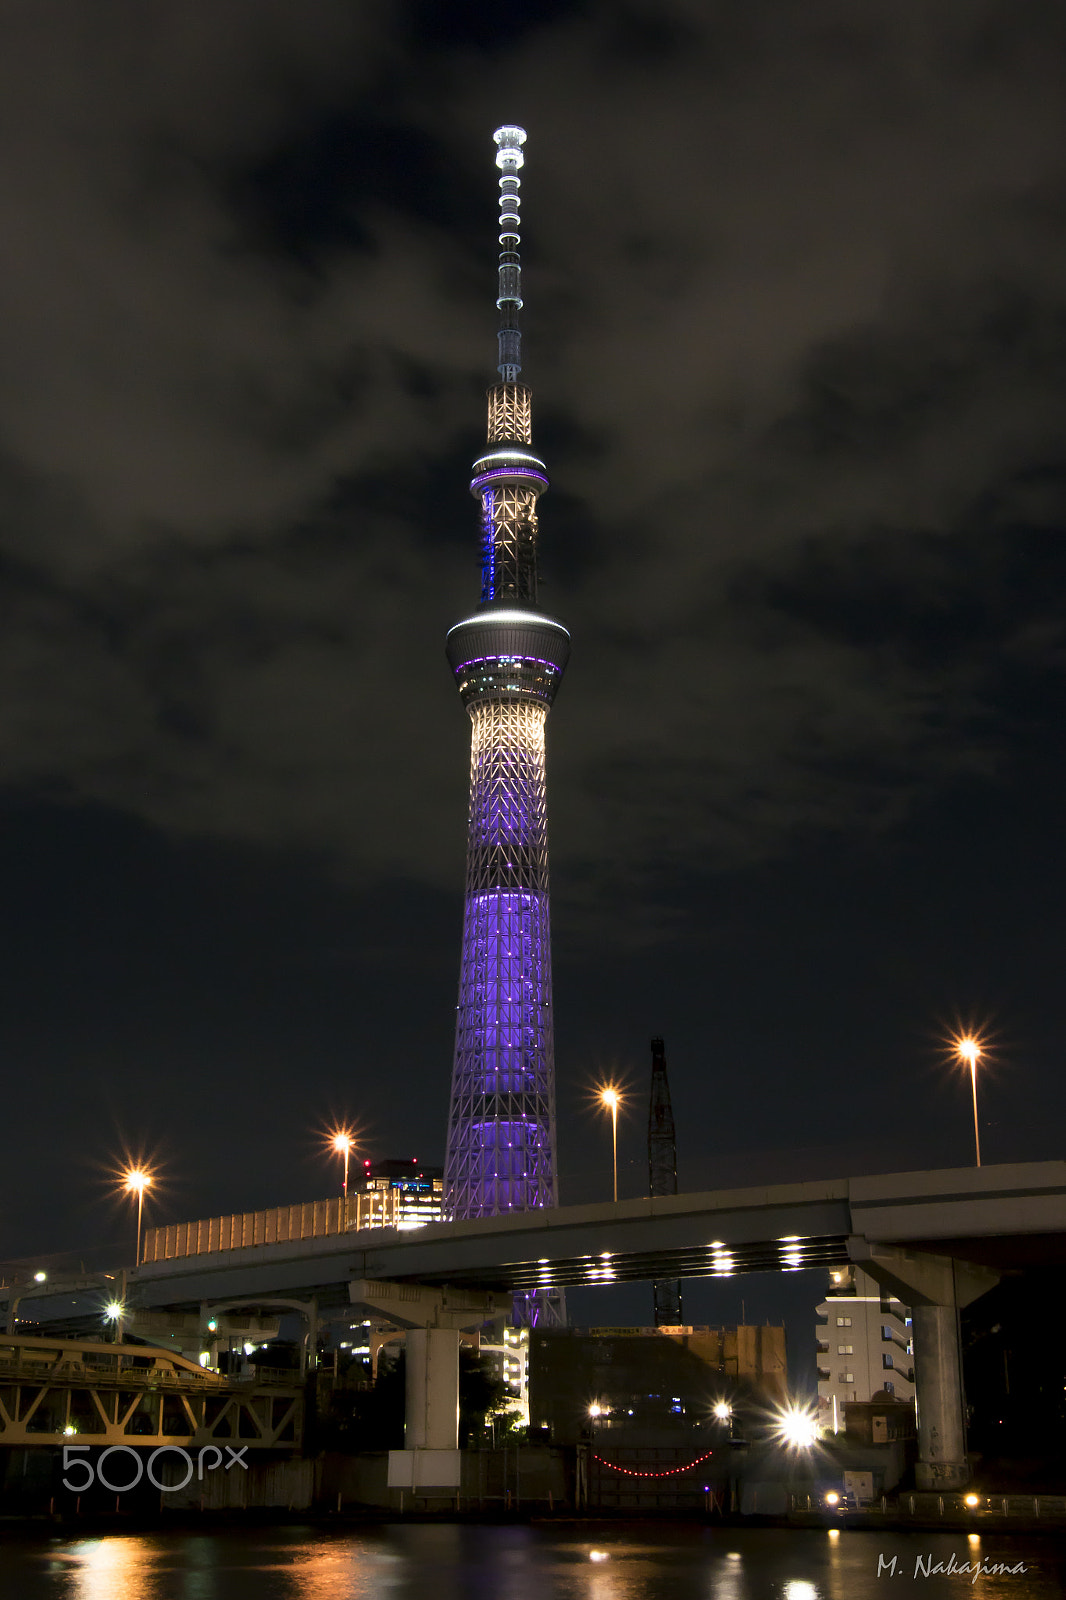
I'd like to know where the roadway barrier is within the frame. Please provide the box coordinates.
[144,1196,373,1262]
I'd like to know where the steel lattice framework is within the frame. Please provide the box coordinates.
[648,1037,683,1327]
[444,128,569,1242]
[0,1334,302,1450]
[448,701,553,1213]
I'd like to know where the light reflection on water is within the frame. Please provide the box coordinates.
[0,1525,1062,1599]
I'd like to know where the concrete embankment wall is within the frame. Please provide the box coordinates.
[0,1447,570,1515]
[174,1452,573,1510]
[164,1457,315,1511]
[319,1447,572,1512]
[159,1447,571,1512]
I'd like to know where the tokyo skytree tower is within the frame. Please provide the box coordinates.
[443,127,570,1227]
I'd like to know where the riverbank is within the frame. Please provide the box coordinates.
[3,1493,1066,1538]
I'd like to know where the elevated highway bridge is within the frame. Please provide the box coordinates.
[126,1158,1065,1306]
[6,1160,1063,1493]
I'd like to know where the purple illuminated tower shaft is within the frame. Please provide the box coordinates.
[444,128,569,1223]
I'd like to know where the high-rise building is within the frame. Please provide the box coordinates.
[816,1264,915,1431]
[352,1158,443,1231]
[443,127,569,1243]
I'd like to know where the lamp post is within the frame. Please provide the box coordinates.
[599,1088,621,1203]
[103,1299,125,1345]
[122,1169,151,1266]
[955,1036,982,1167]
[332,1131,354,1198]
[774,1402,820,1450]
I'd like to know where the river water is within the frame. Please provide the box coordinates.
[0,1524,1061,1599]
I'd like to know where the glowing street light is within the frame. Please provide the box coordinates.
[713,1400,732,1422]
[773,1403,820,1450]
[122,1168,152,1265]
[331,1129,355,1197]
[103,1299,125,1344]
[598,1087,622,1202]
[953,1035,983,1167]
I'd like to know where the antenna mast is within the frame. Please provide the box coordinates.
[493,125,525,382]
[648,1037,683,1327]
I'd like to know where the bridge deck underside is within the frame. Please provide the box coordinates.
[393,1234,852,1291]
[128,1231,853,1310]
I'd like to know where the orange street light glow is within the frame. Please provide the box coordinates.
[329,1127,357,1198]
[949,1031,986,1167]
[596,1084,624,1202]
[119,1166,154,1266]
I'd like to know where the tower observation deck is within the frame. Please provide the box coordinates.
[443,128,569,1241]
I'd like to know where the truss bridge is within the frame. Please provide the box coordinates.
[0,1333,303,1451]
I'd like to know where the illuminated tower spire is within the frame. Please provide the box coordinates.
[444,127,569,1239]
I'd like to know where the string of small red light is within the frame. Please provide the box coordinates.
[592,1450,714,1478]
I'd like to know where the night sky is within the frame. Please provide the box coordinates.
[2,0,1065,1359]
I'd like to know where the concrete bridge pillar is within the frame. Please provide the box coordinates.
[352,1279,496,1493]
[910,1303,967,1489]
[405,1328,460,1450]
[848,1241,998,1491]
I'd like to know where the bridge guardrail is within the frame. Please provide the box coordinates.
[900,1491,1066,1522]
[0,1354,224,1389]
[144,1197,357,1261]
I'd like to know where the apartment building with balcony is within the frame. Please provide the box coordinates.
[479,1323,531,1428]
[816,1264,915,1431]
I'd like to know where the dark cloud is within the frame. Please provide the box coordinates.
[2,1,1064,918]
[2,2,1066,1255]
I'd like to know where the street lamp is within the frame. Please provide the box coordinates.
[773,1403,820,1450]
[712,1398,734,1439]
[953,1035,983,1167]
[103,1299,125,1344]
[599,1087,621,1202]
[331,1130,354,1197]
[122,1169,152,1265]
